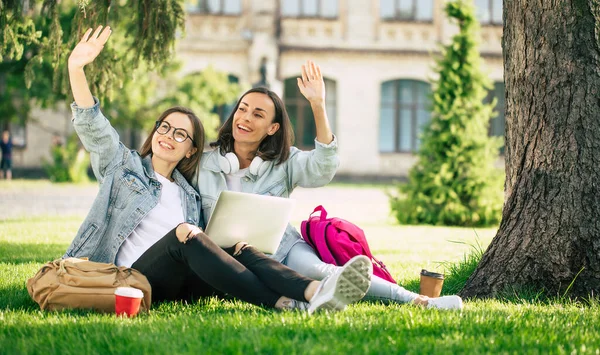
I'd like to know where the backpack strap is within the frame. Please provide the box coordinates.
[301,206,336,265]
[300,206,328,257]
[373,257,395,280]
[300,219,316,250]
[310,205,328,221]
[312,221,336,265]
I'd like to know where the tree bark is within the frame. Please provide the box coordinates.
[461,0,600,298]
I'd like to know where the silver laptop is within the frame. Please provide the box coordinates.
[204,191,295,254]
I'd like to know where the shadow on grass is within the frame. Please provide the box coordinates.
[0,284,38,310]
[0,242,66,264]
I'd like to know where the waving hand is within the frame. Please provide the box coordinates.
[68,26,112,70]
[68,25,112,108]
[296,60,333,144]
[297,60,326,105]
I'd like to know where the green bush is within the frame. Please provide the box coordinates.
[390,0,503,227]
[43,133,90,183]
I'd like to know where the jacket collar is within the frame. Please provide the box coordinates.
[141,154,156,179]
[142,154,200,198]
[172,169,201,198]
[202,149,222,173]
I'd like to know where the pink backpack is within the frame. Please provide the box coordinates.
[300,205,397,284]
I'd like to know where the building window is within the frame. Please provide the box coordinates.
[486,81,505,153]
[186,0,242,15]
[475,0,502,25]
[380,0,434,22]
[215,75,240,124]
[283,77,337,149]
[281,0,338,19]
[379,79,431,153]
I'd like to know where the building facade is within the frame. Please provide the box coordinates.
[11,0,504,178]
[179,0,504,177]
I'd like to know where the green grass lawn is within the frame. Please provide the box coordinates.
[2,214,600,354]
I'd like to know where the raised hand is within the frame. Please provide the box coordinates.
[296,60,333,144]
[297,60,326,105]
[68,25,112,70]
[68,25,112,108]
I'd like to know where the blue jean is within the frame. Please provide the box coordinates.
[283,242,418,304]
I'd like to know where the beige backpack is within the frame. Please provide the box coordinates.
[27,258,152,313]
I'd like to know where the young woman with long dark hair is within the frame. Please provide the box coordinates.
[196,61,462,310]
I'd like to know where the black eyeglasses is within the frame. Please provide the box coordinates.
[155,121,195,144]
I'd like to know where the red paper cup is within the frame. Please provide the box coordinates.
[115,287,144,317]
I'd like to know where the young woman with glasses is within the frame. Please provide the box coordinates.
[63,25,372,313]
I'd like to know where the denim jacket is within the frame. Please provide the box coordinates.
[63,98,202,264]
[194,137,339,262]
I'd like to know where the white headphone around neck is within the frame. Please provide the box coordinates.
[218,152,269,177]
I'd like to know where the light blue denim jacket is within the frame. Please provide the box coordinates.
[63,98,202,264]
[194,137,339,262]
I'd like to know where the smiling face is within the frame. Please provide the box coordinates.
[151,112,197,166]
[232,92,280,150]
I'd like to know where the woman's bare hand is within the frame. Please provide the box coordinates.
[297,60,326,106]
[68,25,112,71]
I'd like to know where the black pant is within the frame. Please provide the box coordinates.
[131,227,312,308]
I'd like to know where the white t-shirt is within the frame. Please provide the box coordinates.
[115,172,185,267]
[224,168,248,192]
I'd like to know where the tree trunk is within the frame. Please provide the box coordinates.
[461,0,600,298]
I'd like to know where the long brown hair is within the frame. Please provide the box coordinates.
[210,87,294,164]
[139,107,204,182]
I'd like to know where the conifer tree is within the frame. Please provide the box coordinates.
[1,0,187,125]
[390,0,503,227]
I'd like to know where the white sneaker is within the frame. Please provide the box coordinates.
[427,295,463,310]
[279,299,311,312]
[308,255,372,315]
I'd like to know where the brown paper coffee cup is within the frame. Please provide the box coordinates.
[419,269,444,298]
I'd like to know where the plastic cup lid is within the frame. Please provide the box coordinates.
[420,269,445,279]
[114,287,144,298]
